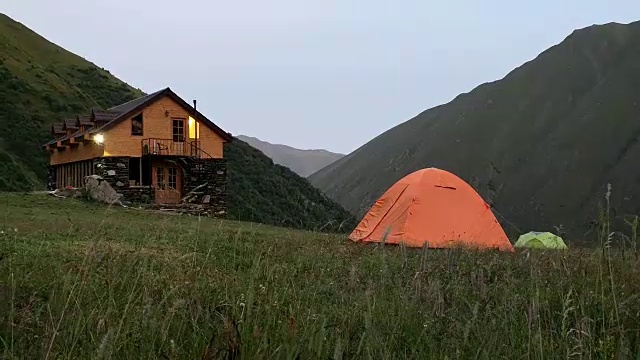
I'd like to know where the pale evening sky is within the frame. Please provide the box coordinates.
[3,1,640,154]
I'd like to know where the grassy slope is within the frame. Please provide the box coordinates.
[0,13,355,232]
[0,13,144,190]
[1,193,639,358]
[225,138,357,232]
[309,21,640,242]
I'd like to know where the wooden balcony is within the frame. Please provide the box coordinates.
[142,138,210,158]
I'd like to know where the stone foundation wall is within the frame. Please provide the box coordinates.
[180,158,227,217]
[93,157,155,204]
[50,156,226,209]
[94,157,130,188]
[120,186,155,204]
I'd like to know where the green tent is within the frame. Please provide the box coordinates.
[514,231,568,249]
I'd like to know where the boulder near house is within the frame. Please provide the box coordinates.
[42,87,233,214]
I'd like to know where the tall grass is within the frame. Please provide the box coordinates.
[0,193,639,359]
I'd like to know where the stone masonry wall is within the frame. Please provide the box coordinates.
[120,186,155,204]
[56,155,225,208]
[93,157,155,204]
[94,157,129,188]
[180,157,227,217]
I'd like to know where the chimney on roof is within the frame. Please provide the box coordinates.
[193,99,199,149]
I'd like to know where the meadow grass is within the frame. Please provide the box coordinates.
[1,193,640,359]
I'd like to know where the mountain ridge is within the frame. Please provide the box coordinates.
[237,135,344,177]
[309,19,640,242]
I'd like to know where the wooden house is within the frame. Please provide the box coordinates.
[42,87,233,213]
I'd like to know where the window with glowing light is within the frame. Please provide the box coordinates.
[188,116,200,139]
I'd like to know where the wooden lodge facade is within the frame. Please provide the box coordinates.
[42,87,233,214]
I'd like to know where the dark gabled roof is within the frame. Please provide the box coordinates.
[108,88,166,114]
[51,123,65,135]
[45,124,68,146]
[50,120,83,146]
[93,87,233,142]
[76,115,93,127]
[43,121,83,148]
[63,118,78,130]
[92,109,122,122]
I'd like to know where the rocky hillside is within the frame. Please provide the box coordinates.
[236,135,344,177]
[0,13,356,232]
[309,21,640,242]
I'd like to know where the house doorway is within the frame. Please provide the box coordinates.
[153,164,182,204]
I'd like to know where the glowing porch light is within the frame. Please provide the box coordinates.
[93,133,104,144]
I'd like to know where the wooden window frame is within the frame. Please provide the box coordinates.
[168,167,177,190]
[131,113,143,136]
[156,166,166,190]
[172,118,185,142]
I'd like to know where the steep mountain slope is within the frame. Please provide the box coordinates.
[236,135,344,177]
[0,13,356,232]
[226,138,355,231]
[0,13,144,190]
[310,21,640,241]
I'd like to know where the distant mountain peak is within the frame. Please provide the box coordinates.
[236,135,344,177]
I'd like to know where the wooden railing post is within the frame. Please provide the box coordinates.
[140,138,212,159]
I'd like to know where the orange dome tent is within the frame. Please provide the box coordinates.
[349,168,514,252]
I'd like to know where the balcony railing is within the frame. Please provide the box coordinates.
[142,138,210,158]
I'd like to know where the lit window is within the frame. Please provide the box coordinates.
[188,116,200,139]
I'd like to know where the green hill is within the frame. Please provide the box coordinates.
[225,137,356,231]
[0,13,145,190]
[309,20,640,242]
[0,13,356,232]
